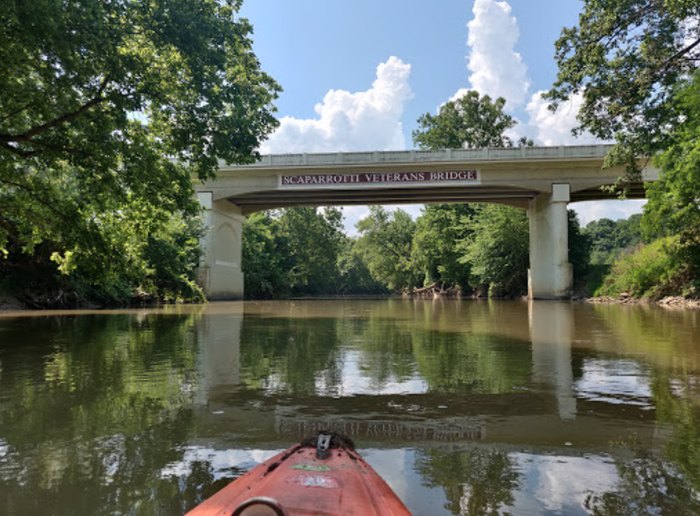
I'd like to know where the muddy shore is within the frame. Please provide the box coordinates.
[584,294,700,309]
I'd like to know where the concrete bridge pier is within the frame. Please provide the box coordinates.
[528,184,573,299]
[196,193,245,299]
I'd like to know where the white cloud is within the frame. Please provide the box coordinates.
[259,56,418,234]
[261,56,413,154]
[511,453,618,513]
[571,200,647,226]
[524,90,602,146]
[466,0,530,108]
[523,92,645,225]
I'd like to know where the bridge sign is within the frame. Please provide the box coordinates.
[279,170,479,188]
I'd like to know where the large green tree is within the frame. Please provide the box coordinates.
[547,1,699,296]
[241,211,288,299]
[277,207,345,295]
[412,204,477,291]
[412,91,521,150]
[242,207,347,298]
[585,214,644,265]
[642,72,700,293]
[355,206,421,292]
[458,205,530,297]
[546,0,699,168]
[0,0,280,305]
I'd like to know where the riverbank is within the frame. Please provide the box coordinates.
[0,295,24,312]
[585,294,700,309]
[4,292,700,312]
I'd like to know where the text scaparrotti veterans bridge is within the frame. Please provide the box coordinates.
[280,170,479,186]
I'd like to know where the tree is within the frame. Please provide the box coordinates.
[242,212,289,299]
[412,204,477,291]
[547,0,700,295]
[568,209,592,285]
[546,0,699,169]
[642,72,700,293]
[337,238,387,295]
[548,1,699,297]
[458,205,529,297]
[355,206,421,292]
[412,91,523,150]
[277,207,345,295]
[242,207,347,298]
[0,0,280,305]
[585,215,643,264]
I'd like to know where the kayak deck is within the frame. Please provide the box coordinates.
[186,434,410,515]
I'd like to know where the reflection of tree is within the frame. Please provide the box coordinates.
[239,316,342,395]
[0,312,218,514]
[591,304,700,373]
[651,372,700,491]
[584,442,700,515]
[416,446,520,515]
[238,304,533,398]
[354,317,418,388]
[412,331,531,394]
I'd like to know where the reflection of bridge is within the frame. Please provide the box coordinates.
[193,302,661,449]
[195,145,657,299]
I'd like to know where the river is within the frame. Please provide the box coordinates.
[0,300,698,515]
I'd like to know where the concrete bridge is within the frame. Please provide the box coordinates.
[194,144,657,299]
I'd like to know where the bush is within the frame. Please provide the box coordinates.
[595,236,683,299]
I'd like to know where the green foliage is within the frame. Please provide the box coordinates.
[241,212,289,299]
[412,204,477,290]
[548,2,699,298]
[596,236,683,298]
[412,91,524,150]
[568,209,592,285]
[584,214,643,265]
[643,72,700,294]
[0,0,280,305]
[355,206,421,292]
[278,207,345,295]
[459,205,529,297]
[242,207,348,298]
[336,239,387,295]
[546,0,699,172]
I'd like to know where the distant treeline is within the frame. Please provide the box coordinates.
[243,204,698,301]
[243,203,590,299]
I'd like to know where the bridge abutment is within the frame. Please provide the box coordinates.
[196,193,245,299]
[528,184,573,299]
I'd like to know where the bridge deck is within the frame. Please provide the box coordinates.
[205,144,651,211]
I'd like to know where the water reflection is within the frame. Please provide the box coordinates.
[0,300,698,514]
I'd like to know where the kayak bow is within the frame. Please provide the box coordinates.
[186,432,411,516]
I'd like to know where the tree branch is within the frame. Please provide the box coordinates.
[0,177,74,221]
[0,75,110,144]
[0,101,36,125]
[0,142,37,158]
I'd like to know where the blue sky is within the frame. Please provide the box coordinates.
[240,0,645,233]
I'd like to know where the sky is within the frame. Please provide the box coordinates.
[239,0,646,234]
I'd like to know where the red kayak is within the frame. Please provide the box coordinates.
[186,432,411,516]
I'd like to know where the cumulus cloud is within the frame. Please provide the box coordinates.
[466,0,530,107]
[571,200,647,226]
[261,56,413,154]
[524,90,603,146]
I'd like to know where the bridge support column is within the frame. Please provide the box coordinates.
[528,184,572,299]
[196,193,245,299]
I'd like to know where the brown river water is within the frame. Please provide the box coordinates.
[0,299,698,515]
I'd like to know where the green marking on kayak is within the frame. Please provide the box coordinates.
[292,464,332,472]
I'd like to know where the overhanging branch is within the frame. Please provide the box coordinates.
[0,75,110,146]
